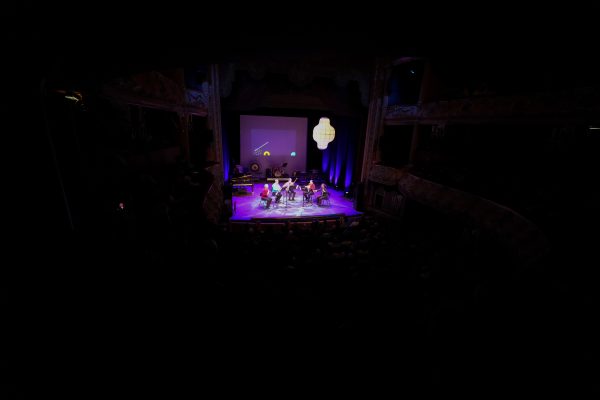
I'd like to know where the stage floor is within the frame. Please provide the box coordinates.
[230,183,362,221]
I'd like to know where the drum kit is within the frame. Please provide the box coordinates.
[250,162,261,172]
[249,155,288,178]
[272,162,287,178]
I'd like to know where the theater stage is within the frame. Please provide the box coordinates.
[230,183,361,221]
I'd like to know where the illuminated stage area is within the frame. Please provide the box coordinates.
[230,183,361,221]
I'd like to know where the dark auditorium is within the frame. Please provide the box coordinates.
[13,4,600,397]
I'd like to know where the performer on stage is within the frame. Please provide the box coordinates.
[282,178,297,201]
[272,179,282,203]
[316,183,329,206]
[303,179,316,202]
[260,184,272,208]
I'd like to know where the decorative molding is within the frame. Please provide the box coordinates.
[103,85,207,116]
[368,164,407,186]
[361,59,389,183]
[392,56,423,66]
[103,71,207,116]
[185,82,210,108]
[386,88,600,124]
[397,170,549,266]
[366,164,549,265]
[202,65,225,224]
[126,71,183,103]
[203,179,223,225]
[387,105,418,118]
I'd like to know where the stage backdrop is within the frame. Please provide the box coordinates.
[240,115,307,176]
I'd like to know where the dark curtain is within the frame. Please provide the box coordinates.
[221,111,240,180]
[222,122,230,181]
[321,117,358,190]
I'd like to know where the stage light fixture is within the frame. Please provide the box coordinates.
[313,117,335,150]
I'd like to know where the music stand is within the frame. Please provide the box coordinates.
[283,188,289,208]
[282,184,293,208]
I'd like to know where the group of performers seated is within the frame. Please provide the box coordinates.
[260,178,329,208]
[299,179,330,205]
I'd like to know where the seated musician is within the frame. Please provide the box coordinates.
[316,183,329,205]
[260,184,272,208]
[282,178,296,200]
[271,179,282,203]
[303,179,316,201]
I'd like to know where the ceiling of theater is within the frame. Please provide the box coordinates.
[16,3,599,102]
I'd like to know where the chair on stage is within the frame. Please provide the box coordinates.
[287,187,296,201]
[258,197,273,208]
[302,190,314,207]
[272,190,282,206]
[318,196,330,207]
[315,184,330,206]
